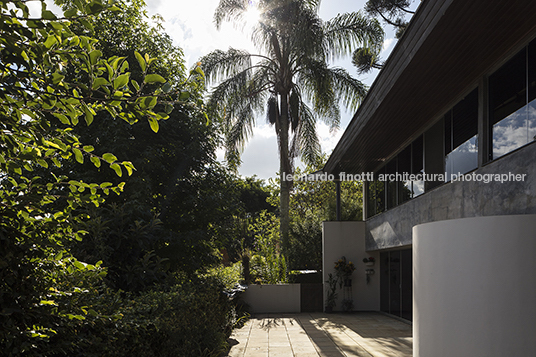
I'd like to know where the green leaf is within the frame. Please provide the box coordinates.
[79,18,94,32]
[162,82,172,93]
[42,10,57,20]
[135,51,146,72]
[44,35,57,49]
[102,153,117,164]
[120,60,129,73]
[89,50,102,65]
[144,74,166,84]
[110,163,122,177]
[92,77,109,90]
[195,66,205,76]
[64,8,78,17]
[90,156,101,168]
[82,105,94,125]
[73,148,83,163]
[164,103,174,114]
[179,91,190,101]
[122,161,136,176]
[131,79,140,91]
[148,116,159,133]
[144,96,157,109]
[37,159,48,168]
[51,72,65,85]
[83,145,94,152]
[113,73,130,89]
[53,113,70,125]
[87,1,104,14]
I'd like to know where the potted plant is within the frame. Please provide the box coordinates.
[334,256,356,287]
[325,273,338,313]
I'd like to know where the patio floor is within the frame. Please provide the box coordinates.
[225,312,412,357]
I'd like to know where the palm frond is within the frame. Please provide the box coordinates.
[214,0,249,30]
[323,11,384,60]
[328,67,368,112]
[224,101,255,164]
[200,48,253,84]
[289,96,321,166]
[296,58,339,124]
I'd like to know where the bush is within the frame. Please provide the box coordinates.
[204,262,243,290]
[85,280,233,357]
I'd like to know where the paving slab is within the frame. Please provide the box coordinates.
[224,312,412,357]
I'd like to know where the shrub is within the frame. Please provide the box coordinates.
[85,280,233,357]
[204,262,243,290]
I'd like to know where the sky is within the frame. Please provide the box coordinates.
[52,0,414,180]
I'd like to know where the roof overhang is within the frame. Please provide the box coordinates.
[324,0,536,175]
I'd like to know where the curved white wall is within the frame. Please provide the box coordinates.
[413,215,536,357]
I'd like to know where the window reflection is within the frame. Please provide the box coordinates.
[529,100,536,142]
[447,136,478,180]
[493,106,529,159]
[490,39,536,159]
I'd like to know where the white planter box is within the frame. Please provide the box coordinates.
[242,284,301,313]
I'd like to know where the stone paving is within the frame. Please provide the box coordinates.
[225,312,412,357]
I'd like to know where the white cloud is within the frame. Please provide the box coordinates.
[144,0,391,180]
[146,0,256,65]
[382,38,396,55]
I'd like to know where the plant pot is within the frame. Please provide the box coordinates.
[325,306,333,313]
[365,262,374,267]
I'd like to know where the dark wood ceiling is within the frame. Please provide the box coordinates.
[324,0,536,175]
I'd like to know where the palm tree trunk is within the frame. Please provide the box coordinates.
[279,93,291,257]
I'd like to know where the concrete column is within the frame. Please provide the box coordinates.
[413,214,536,357]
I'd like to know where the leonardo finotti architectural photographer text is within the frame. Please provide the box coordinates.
[284,172,527,183]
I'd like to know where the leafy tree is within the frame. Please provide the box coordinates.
[0,0,186,353]
[286,159,363,270]
[353,0,417,74]
[365,0,415,38]
[48,0,242,285]
[202,0,383,255]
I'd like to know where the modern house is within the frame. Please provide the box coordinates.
[321,0,536,356]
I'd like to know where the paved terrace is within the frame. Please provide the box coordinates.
[226,312,412,357]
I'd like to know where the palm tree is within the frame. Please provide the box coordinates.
[202,0,384,254]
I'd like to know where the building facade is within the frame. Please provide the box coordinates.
[322,0,536,355]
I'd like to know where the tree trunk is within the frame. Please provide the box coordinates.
[279,93,291,257]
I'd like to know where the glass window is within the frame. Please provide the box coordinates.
[386,158,397,209]
[397,145,412,204]
[445,89,478,181]
[366,180,376,218]
[374,167,385,214]
[424,118,445,191]
[412,135,424,197]
[529,40,536,144]
[366,167,385,218]
[489,41,536,159]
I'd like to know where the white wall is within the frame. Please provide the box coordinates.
[322,221,380,311]
[413,214,536,357]
[242,284,301,313]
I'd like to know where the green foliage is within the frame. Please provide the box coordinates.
[364,0,415,38]
[49,0,229,281]
[203,262,243,291]
[248,211,288,284]
[0,0,195,354]
[285,157,363,270]
[90,281,233,357]
[70,204,172,292]
[34,279,235,357]
[204,0,384,253]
